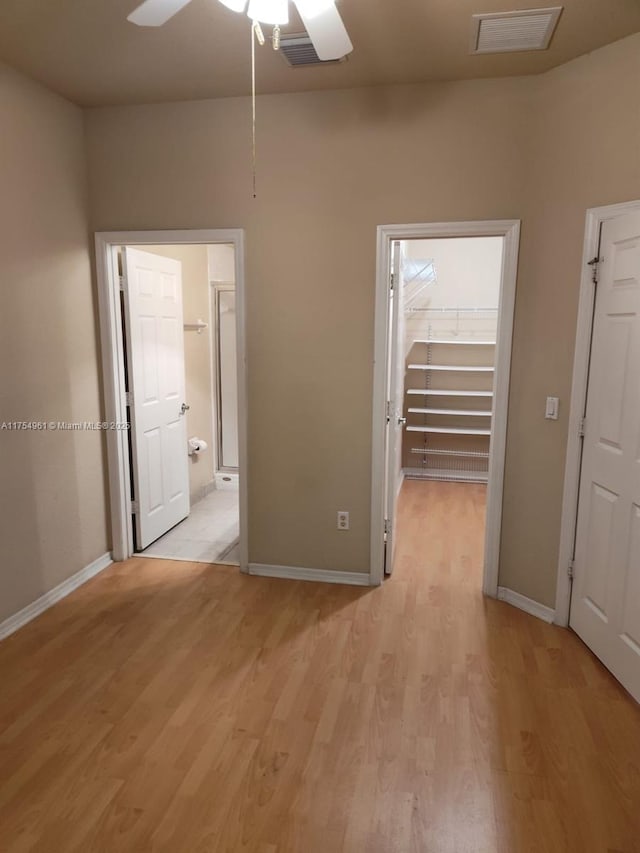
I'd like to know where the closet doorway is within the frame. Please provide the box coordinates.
[95,229,248,571]
[371,221,520,593]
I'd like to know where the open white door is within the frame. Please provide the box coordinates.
[122,247,190,550]
[384,241,406,576]
[570,211,640,703]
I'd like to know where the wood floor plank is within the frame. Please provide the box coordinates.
[1,481,640,851]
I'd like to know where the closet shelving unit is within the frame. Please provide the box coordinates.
[404,311,497,483]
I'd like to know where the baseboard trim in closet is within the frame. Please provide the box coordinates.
[249,563,372,587]
[0,552,113,641]
[497,586,555,624]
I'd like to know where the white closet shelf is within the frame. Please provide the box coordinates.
[407,389,494,397]
[406,426,492,436]
[408,364,495,372]
[413,339,496,346]
[405,469,489,484]
[411,448,490,459]
[403,320,496,483]
[408,407,492,417]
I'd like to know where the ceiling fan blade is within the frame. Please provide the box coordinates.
[127,0,193,27]
[294,2,353,61]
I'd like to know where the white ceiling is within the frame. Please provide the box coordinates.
[0,0,639,107]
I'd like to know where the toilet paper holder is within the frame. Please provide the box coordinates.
[188,437,208,456]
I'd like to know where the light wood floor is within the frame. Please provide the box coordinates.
[1,480,640,852]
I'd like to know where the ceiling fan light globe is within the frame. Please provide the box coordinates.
[247,0,289,25]
[218,0,248,11]
[294,0,334,20]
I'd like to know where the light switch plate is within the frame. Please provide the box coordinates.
[545,396,559,420]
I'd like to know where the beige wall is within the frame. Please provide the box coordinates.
[0,63,107,622]
[85,77,530,576]
[145,244,215,502]
[501,34,640,605]
[82,33,640,602]
[1,31,637,629]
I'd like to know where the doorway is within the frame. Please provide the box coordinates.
[122,243,240,564]
[95,229,248,570]
[371,221,520,592]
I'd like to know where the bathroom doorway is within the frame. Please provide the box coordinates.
[95,229,248,570]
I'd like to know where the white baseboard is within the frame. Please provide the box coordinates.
[0,552,113,642]
[497,586,555,624]
[249,563,372,587]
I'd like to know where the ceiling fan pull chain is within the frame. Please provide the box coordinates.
[251,20,258,199]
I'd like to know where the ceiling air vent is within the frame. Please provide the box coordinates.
[470,7,563,54]
[279,33,347,67]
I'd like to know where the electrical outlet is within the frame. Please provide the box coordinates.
[337,511,350,531]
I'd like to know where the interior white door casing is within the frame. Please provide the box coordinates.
[95,229,249,572]
[371,220,520,590]
[384,241,406,576]
[123,248,190,549]
[569,211,640,703]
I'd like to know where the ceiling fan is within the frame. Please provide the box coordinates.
[127,0,353,61]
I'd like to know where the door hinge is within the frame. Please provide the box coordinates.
[119,276,125,292]
[131,500,139,515]
[587,256,603,284]
[390,272,395,291]
[568,558,575,579]
[578,416,586,438]
[125,391,132,407]
[384,518,390,537]
[386,400,392,422]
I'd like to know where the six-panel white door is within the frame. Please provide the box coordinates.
[122,247,190,550]
[570,211,640,703]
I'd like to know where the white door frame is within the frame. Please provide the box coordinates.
[555,200,640,626]
[95,229,248,572]
[370,220,520,591]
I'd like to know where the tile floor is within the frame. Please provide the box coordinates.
[139,488,239,564]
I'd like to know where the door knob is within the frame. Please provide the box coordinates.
[180,403,190,415]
